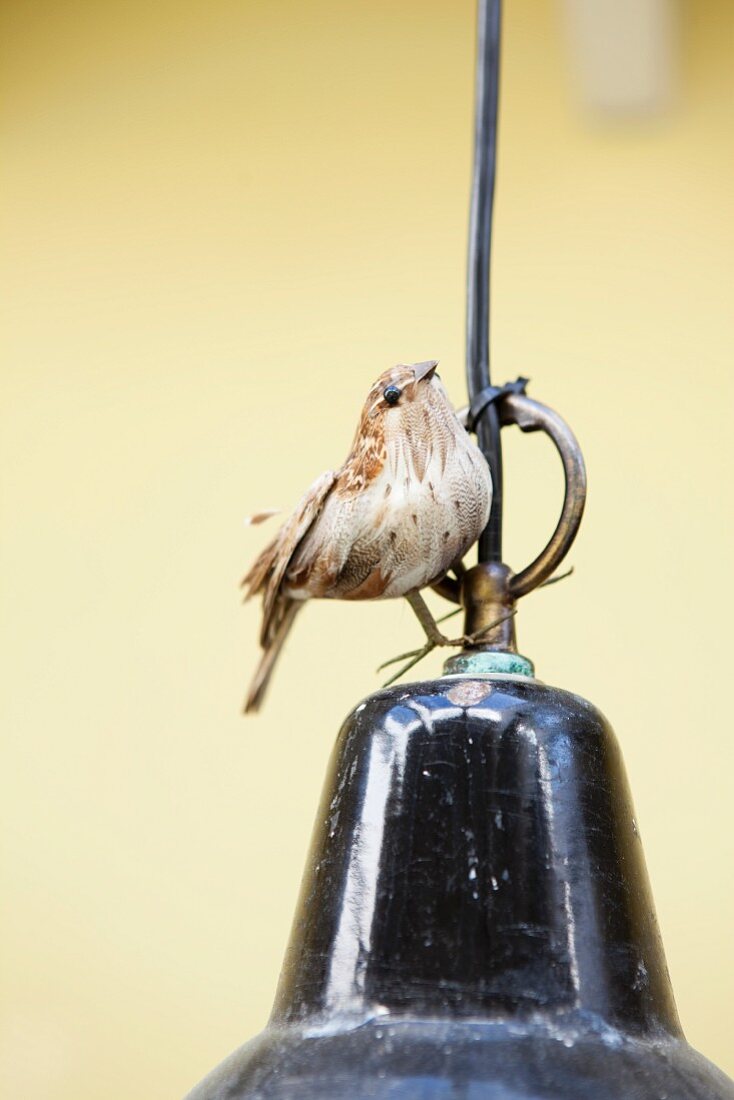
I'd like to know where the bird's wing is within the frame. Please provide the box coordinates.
[241,469,337,645]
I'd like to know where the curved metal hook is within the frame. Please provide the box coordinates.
[500,393,586,599]
[435,395,586,604]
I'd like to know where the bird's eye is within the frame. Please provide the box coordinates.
[383,385,402,406]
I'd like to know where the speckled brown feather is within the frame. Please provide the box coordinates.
[241,469,336,646]
[242,362,492,712]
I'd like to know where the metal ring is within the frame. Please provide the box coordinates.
[440,395,586,603]
[500,393,586,599]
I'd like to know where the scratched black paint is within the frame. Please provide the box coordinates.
[187,678,734,1099]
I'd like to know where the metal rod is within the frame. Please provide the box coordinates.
[466,0,502,563]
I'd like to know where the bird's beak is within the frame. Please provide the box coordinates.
[412,360,439,384]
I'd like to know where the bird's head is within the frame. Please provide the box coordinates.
[358,361,447,426]
[345,361,465,489]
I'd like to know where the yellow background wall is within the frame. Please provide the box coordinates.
[2,1,732,1096]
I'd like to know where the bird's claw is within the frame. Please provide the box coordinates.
[380,643,436,687]
[378,610,518,686]
[377,633,475,687]
[376,646,432,672]
[378,632,470,687]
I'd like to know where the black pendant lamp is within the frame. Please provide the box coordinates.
[187,4,734,1097]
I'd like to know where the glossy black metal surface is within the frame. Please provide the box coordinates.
[187,677,734,1099]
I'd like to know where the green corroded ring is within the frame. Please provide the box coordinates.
[443,650,535,677]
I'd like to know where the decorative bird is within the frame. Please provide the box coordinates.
[241,361,492,712]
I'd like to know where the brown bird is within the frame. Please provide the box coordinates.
[241,361,492,712]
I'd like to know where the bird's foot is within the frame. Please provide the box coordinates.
[441,609,518,649]
[378,642,438,686]
[377,610,517,687]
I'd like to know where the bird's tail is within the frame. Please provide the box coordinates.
[244,599,301,714]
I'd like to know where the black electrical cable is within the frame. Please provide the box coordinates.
[466,0,502,564]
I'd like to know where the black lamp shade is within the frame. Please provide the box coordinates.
[187,675,734,1099]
